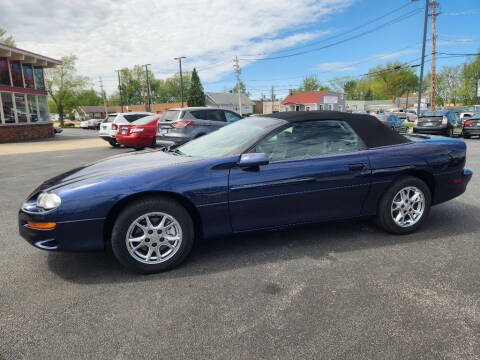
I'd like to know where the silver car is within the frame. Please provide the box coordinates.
[156,107,242,147]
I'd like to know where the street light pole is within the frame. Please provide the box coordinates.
[174,57,186,107]
[414,0,429,116]
[115,70,124,112]
[143,64,152,112]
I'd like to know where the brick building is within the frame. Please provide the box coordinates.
[0,43,61,142]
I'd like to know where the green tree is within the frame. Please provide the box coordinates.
[297,75,330,92]
[44,55,88,126]
[232,81,250,96]
[458,52,480,105]
[187,68,205,106]
[0,28,15,46]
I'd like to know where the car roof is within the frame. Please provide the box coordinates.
[166,107,216,111]
[261,110,410,149]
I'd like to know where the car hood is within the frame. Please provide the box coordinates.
[35,150,200,193]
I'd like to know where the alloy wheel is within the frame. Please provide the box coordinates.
[390,186,425,228]
[125,212,182,264]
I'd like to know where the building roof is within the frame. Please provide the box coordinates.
[281,91,326,105]
[0,43,61,67]
[79,106,117,113]
[206,92,254,106]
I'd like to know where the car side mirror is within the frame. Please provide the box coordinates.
[238,153,269,168]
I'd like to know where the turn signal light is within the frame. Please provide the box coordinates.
[27,221,56,229]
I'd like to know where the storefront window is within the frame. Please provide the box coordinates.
[0,58,10,86]
[1,92,16,123]
[27,94,38,122]
[22,64,34,88]
[38,95,49,122]
[14,93,28,122]
[34,67,45,90]
[10,61,23,87]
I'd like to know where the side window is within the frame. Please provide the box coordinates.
[224,111,242,123]
[253,120,365,162]
[190,110,209,120]
[208,110,226,122]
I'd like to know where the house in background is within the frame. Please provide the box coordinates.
[206,92,254,114]
[280,91,346,112]
[75,105,117,120]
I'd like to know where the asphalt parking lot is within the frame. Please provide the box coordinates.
[1,132,479,359]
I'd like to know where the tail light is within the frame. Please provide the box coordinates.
[112,123,118,130]
[382,121,388,125]
[442,116,448,125]
[172,120,195,128]
[464,120,473,125]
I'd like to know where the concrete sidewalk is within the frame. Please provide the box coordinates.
[0,137,108,155]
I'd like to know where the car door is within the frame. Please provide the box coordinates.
[228,120,371,231]
[189,110,215,135]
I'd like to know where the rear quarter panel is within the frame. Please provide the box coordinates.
[363,137,467,214]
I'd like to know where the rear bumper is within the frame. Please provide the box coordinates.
[433,168,473,205]
[156,135,191,147]
[18,210,106,252]
[117,134,153,147]
[462,128,480,136]
[413,127,448,135]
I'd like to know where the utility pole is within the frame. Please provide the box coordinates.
[174,57,186,107]
[143,64,152,112]
[233,55,242,116]
[414,0,429,116]
[430,0,438,111]
[115,70,124,112]
[99,76,108,117]
[271,86,275,114]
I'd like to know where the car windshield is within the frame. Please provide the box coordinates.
[178,117,284,158]
[161,110,182,121]
[132,115,158,125]
[420,110,444,117]
[104,115,117,123]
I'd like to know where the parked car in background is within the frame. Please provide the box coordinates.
[62,120,75,127]
[462,113,480,138]
[80,120,90,129]
[375,114,408,134]
[99,112,154,147]
[116,115,159,149]
[449,105,477,122]
[405,109,418,122]
[413,110,462,137]
[366,109,384,115]
[19,111,472,273]
[88,118,103,130]
[156,107,243,147]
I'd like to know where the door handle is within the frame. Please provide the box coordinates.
[348,163,365,171]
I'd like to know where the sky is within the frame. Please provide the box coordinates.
[1,0,479,100]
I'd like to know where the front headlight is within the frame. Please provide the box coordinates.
[37,192,62,210]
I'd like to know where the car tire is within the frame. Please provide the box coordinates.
[463,134,470,139]
[150,137,157,148]
[447,127,453,137]
[109,139,119,147]
[375,176,431,235]
[111,197,194,273]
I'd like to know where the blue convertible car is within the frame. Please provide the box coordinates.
[19,111,472,273]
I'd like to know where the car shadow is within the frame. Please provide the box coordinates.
[46,200,480,284]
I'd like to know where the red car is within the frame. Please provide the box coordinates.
[116,115,159,149]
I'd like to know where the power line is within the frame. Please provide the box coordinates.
[239,7,423,61]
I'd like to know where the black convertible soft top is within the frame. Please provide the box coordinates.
[262,111,410,148]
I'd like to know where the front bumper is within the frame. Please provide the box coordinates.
[18,210,106,252]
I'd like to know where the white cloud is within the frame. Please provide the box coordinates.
[316,48,417,73]
[0,0,353,94]
[317,61,358,72]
